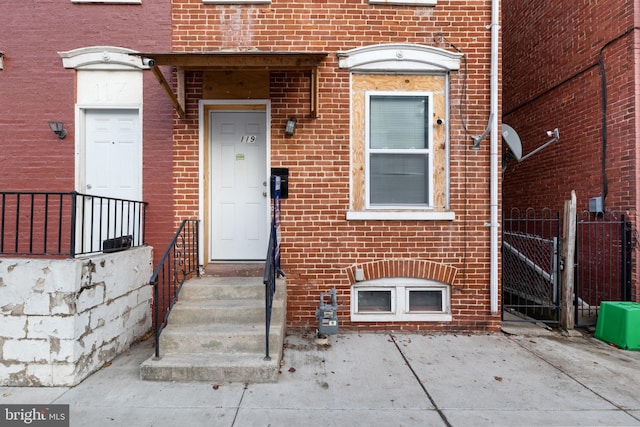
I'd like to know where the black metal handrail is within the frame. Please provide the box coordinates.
[0,191,147,257]
[263,177,284,361]
[150,219,200,359]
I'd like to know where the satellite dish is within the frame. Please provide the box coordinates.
[502,124,522,161]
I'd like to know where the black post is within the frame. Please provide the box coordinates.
[153,278,160,359]
[70,192,77,258]
[622,216,633,301]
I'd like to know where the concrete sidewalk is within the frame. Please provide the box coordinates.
[2,323,640,427]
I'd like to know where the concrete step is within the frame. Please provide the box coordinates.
[159,322,284,354]
[168,298,285,324]
[140,352,281,383]
[140,276,286,383]
[179,277,266,300]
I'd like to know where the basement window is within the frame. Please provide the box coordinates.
[356,290,393,313]
[351,278,451,322]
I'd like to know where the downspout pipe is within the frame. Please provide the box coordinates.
[489,0,500,314]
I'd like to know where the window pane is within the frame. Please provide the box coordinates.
[409,290,442,312]
[370,153,429,205]
[370,96,428,149]
[358,290,392,312]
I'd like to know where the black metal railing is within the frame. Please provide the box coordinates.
[574,212,633,326]
[0,191,147,257]
[150,219,200,359]
[263,176,284,361]
[502,208,561,324]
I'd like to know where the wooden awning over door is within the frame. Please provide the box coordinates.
[131,51,328,118]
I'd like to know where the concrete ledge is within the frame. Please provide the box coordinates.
[0,247,153,386]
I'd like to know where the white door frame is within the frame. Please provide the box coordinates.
[199,100,271,265]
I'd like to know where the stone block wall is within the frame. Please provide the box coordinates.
[0,247,153,386]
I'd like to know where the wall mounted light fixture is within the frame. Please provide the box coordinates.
[285,117,297,136]
[48,121,67,139]
[0,51,4,70]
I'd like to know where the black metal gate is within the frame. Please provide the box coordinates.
[502,208,561,324]
[574,212,633,327]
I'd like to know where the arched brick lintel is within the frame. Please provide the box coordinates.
[344,259,458,286]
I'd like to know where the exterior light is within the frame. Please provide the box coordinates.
[285,117,297,136]
[48,121,67,139]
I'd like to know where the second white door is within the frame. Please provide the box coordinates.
[83,108,142,252]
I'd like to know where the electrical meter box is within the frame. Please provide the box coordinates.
[316,288,338,336]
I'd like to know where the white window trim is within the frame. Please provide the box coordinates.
[346,210,455,221]
[369,0,436,5]
[338,44,462,74]
[351,278,452,322]
[72,0,141,3]
[365,91,434,210]
[203,0,270,3]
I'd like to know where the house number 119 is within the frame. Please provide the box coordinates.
[240,135,256,143]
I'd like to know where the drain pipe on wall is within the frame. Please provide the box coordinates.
[470,0,500,314]
[488,0,500,315]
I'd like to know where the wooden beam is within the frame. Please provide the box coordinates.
[140,52,327,70]
[150,65,185,119]
[561,190,577,330]
[176,68,185,114]
[310,67,319,118]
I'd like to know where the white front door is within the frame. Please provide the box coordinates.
[210,111,269,260]
[83,109,142,251]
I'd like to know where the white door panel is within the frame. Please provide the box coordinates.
[83,109,142,253]
[211,111,268,260]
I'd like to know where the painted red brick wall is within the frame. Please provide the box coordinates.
[502,0,639,301]
[172,0,501,333]
[0,1,176,265]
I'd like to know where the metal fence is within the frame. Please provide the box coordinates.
[502,208,561,323]
[149,219,200,359]
[574,211,633,326]
[502,207,634,327]
[0,191,146,257]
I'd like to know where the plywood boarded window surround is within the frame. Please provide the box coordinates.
[338,44,462,221]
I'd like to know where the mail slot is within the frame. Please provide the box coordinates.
[103,235,132,253]
[271,167,289,199]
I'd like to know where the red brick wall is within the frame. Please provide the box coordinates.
[0,1,176,265]
[503,0,636,214]
[172,0,500,333]
[503,0,639,301]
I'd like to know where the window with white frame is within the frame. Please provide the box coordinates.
[369,0,436,6]
[338,44,463,221]
[203,0,270,4]
[351,278,451,322]
[366,92,433,208]
[72,0,141,3]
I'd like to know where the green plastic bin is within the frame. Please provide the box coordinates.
[594,301,640,350]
